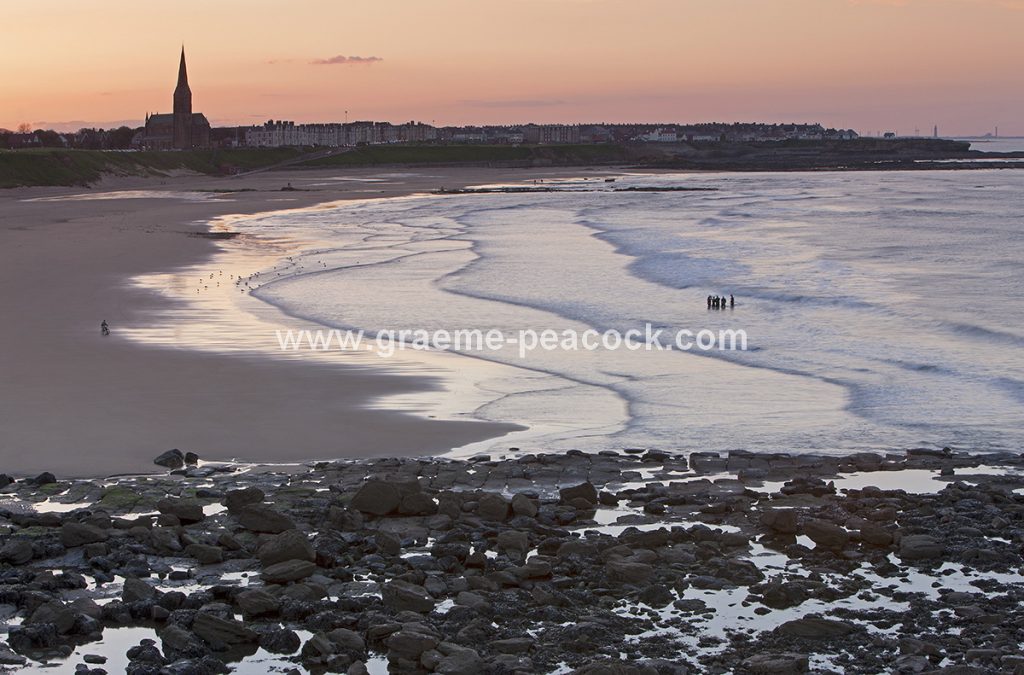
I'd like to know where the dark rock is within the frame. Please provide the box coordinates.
[511,493,539,517]
[61,522,109,548]
[559,482,598,505]
[259,628,301,654]
[899,534,943,561]
[160,624,209,660]
[776,618,857,639]
[157,498,205,524]
[192,613,258,646]
[860,523,894,546]
[27,601,76,634]
[350,479,420,516]
[803,519,849,550]
[741,653,809,674]
[385,626,439,659]
[235,505,296,534]
[606,561,654,584]
[476,493,511,522]
[0,539,34,564]
[258,529,314,566]
[374,531,401,557]
[261,559,316,584]
[224,487,264,512]
[235,589,279,618]
[154,449,185,469]
[381,580,436,613]
[435,644,483,674]
[122,577,157,603]
[326,628,366,656]
[761,509,799,534]
[185,544,223,565]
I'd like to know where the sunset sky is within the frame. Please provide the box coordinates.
[2,0,1022,135]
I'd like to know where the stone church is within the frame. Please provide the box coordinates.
[139,48,211,150]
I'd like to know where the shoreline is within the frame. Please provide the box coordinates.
[0,167,619,478]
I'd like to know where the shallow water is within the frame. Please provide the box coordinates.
[127,170,1024,456]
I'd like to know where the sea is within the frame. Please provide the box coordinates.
[128,167,1024,458]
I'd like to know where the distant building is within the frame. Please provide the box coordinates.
[139,48,210,150]
[521,124,581,144]
[638,128,678,142]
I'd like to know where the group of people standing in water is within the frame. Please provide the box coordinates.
[707,294,734,309]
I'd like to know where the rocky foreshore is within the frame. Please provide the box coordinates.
[2,447,1024,674]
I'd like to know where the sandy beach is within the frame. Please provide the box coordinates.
[0,166,597,477]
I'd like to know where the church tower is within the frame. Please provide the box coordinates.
[172,47,193,149]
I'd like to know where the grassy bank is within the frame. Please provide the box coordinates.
[0,139,983,189]
[0,148,305,188]
[294,144,635,168]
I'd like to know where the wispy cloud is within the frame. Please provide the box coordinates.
[459,98,566,108]
[310,55,383,66]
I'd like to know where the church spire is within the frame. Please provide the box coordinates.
[173,45,193,149]
[176,46,190,94]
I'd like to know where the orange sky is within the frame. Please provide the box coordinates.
[2,0,1022,135]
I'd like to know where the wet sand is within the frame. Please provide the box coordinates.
[0,167,593,477]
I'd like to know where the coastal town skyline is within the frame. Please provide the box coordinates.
[3,0,1023,137]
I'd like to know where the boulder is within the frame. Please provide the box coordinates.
[26,601,76,634]
[435,644,484,674]
[741,653,809,674]
[185,544,224,565]
[511,494,539,518]
[28,472,57,486]
[803,520,848,550]
[761,509,799,534]
[0,539,34,565]
[257,529,314,566]
[235,589,279,618]
[860,524,894,547]
[60,522,109,548]
[476,493,510,522]
[153,449,185,469]
[192,613,258,646]
[159,624,209,660]
[382,580,435,613]
[385,627,439,660]
[350,479,412,516]
[157,498,205,525]
[235,505,295,534]
[261,559,316,584]
[776,618,856,639]
[497,530,529,556]
[326,628,366,656]
[899,534,943,561]
[559,482,598,506]
[224,487,264,513]
[122,577,157,603]
[606,561,654,584]
[374,531,402,557]
[260,628,301,654]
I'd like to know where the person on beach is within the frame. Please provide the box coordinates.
[730,294,735,308]
[100,320,109,336]
[707,295,712,309]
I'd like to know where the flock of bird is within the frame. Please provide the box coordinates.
[191,255,331,295]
